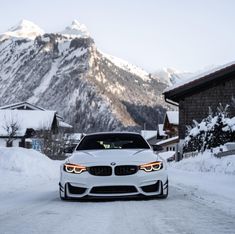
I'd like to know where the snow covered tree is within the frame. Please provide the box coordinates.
[184,104,235,153]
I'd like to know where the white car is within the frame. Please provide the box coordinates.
[59,132,168,200]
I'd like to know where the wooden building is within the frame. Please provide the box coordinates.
[0,102,73,159]
[0,101,72,132]
[157,124,167,141]
[163,62,235,155]
[141,130,158,145]
[163,111,179,138]
[0,109,58,148]
[156,111,179,156]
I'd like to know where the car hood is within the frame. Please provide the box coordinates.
[67,149,160,166]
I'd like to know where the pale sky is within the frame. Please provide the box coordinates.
[0,0,235,73]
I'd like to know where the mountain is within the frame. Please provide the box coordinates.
[0,19,44,41]
[0,20,169,132]
[152,68,192,86]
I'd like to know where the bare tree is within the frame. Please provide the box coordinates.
[35,122,67,159]
[3,116,20,147]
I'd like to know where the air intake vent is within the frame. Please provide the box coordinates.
[90,186,137,194]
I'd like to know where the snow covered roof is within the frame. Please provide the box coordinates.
[166,111,179,125]
[0,19,44,41]
[0,110,56,137]
[141,130,158,140]
[59,121,72,129]
[164,61,235,102]
[158,124,167,136]
[0,102,68,125]
[156,136,179,146]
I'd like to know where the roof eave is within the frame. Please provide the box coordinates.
[164,64,235,103]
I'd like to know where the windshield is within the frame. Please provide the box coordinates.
[76,133,150,151]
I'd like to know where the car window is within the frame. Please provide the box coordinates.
[76,133,150,150]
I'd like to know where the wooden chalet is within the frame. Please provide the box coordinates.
[163,62,235,157]
[163,111,179,138]
[0,109,58,148]
[0,101,72,132]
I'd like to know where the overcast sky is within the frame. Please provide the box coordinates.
[0,0,235,73]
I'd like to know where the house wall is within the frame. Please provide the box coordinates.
[161,143,177,152]
[0,138,21,147]
[179,77,235,139]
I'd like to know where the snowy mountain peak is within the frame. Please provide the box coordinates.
[0,19,44,41]
[0,20,168,132]
[59,20,90,38]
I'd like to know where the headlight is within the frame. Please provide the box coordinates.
[140,161,163,172]
[63,163,87,174]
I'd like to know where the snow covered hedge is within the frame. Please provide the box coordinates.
[170,150,235,175]
[184,105,235,152]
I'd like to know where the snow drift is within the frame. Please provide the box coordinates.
[170,151,235,175]
[0,147,60,179]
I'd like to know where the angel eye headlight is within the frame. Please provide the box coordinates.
[140,161,163,172]
[64,163,87,174]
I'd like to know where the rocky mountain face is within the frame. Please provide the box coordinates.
[0,20,169,132]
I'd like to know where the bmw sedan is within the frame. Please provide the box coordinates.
[59,132,168,200]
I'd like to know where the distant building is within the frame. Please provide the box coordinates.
[157,124,167,141]
[156,136,179,152]
[141,130,158,145]
[163,111,179,138]
[156,111,179,157]
[0,102,46,111]
[0,109,58,148]
[0,101,72,132]
[0,102,73,159]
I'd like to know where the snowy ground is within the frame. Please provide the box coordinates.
[0,148,235,234]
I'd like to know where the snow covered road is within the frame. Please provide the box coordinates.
[1,177,235,234]
[0,148,235,234]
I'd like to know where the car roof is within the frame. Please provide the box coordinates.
[84,132,141,136]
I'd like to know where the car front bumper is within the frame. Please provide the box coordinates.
[59,169,168,198]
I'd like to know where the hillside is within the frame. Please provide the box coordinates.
[0,20,168,132]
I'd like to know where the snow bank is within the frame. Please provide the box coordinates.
[168,151,235,215]
[0,147,60,179]
[170,151,235,175]
[159,151,175,161]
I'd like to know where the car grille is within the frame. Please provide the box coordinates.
[88,166,112,176]
[115,165,138,176]
[90,186,137,194]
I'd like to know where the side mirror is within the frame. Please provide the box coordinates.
[151,145,163,152]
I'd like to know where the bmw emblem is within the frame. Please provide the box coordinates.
[110,162,116,166]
